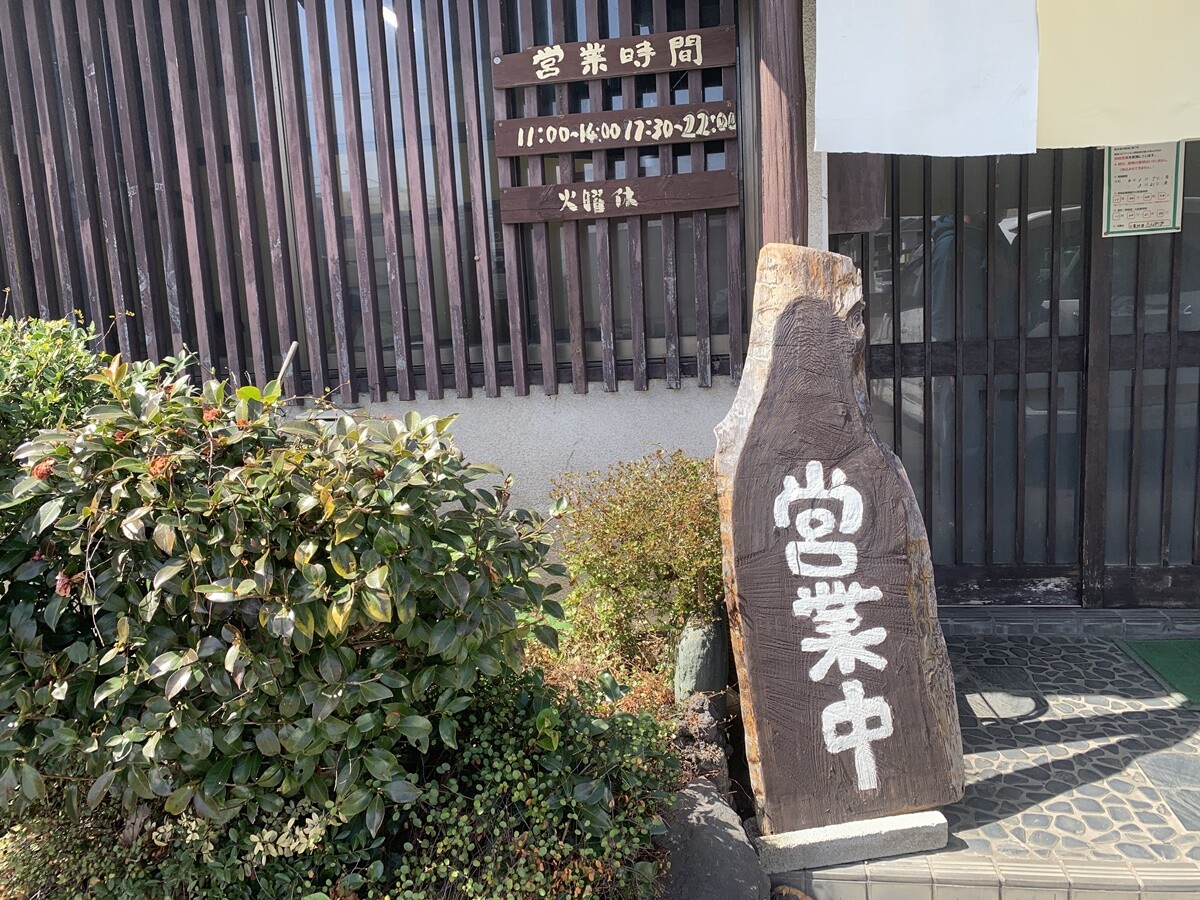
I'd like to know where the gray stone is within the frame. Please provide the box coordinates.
[674,694,732,796]
[674,614,730,703]
[754,810,948,873]
[658,778,770,900]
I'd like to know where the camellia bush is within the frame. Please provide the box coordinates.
[0,353,565,837]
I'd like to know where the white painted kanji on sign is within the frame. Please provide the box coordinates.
[794,580,887,681]
[821,679,894,791]
[778,462,892,792]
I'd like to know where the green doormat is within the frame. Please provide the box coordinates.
[1118,639,1200,709]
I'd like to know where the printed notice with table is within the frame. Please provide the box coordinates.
[1103,142,1185,237]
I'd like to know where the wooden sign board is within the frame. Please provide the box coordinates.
[499,170,738,225]
[494,101,737,157]
[491,26,736,88]
[714,244,964,835]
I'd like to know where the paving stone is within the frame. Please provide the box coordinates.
[1161,788,1200,831]
[1138,752,1200,790]
[1029,830,1058,849]
[1116,842,1156,860]
[1053,815,1086,836]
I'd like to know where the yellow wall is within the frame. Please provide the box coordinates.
[1038,0,1200,147]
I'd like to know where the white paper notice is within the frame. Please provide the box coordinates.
[1103,143,1186,237]
[814,0,1040,157]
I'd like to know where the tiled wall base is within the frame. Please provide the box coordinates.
[775,856,1200,899]
[939,609,1200,639]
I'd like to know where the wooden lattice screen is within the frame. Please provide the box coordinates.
[0,1,744,401]
[488,0,745,392]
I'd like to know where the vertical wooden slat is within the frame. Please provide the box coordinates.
[216,0,272,387]
[686,3,710,388]
[1047,150,1062,563]
[517,0,558,394]
[953,158,965,565]
[984,155,997,565]
[0,25,36,319]
[1016,155,1029,561]
[393,0,445,399]
[50,1,114,347]
[160,2,218,375]
[757,0,807,247]
[487,0,529,395]
[455,0,501,397]
[585,3,617,391]
[245,0,299,395]
[921,157,933,528]
[362,0,414,401]
[1,5,60,319]
[22,4,84,319]
[889,157,902,456]
[130,0,187,356]
[332,0,386,401]
[551,4,587,394]
[1081,149,1111,606]
[1161,227,1183,565]
[274,0,330,395]
[424,0,473,398]
[305,0,356,403]
[104,0,168,359]
[74,0,138,357]
[653,0,679,389]
[617,1,647,390]
[189,3,245,380]
[1128,237,1147,566]
[720,0,745,382]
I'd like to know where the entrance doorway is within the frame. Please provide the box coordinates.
[831,145,1200,608]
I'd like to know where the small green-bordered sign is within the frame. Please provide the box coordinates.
[1103,142,1186,237]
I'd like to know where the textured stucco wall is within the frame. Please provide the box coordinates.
[362,381,740,510]
[804,0,829,249]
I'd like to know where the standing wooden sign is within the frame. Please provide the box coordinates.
[715,244,964,835]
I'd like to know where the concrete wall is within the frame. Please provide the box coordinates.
[364,381,740,511]
[804,0,829,250]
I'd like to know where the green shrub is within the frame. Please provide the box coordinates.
[0,353,564,838]
[0,316,103,537]
[0,796,381,899]
[552,451,722,669]
[0,670,677,899]
[387,670,677,899]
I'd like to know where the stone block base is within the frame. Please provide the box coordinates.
[753,810,948,873]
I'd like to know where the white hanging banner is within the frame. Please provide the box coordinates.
[814,0,1040,157]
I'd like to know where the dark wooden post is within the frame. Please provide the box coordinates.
[757,0,808,246]
[716,244,963,835]
[1080,149,1112,607]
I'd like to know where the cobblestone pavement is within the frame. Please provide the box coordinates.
[945,635,1200,865]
